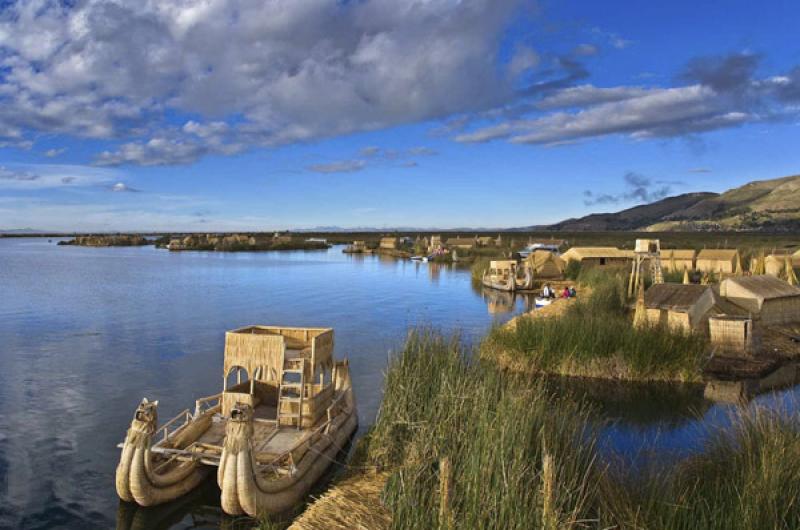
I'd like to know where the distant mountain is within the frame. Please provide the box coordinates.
[544,192,717,231]
[539,174,800,232]
[0,228,49,234]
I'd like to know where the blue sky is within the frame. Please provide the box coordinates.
[1,0,799,231]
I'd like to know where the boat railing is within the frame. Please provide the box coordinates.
[194,392,222,418]
[267,389,351,472]
[155,408,193,445]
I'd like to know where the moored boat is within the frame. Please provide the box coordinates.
[482,260,534,292]
[116,325,358,517]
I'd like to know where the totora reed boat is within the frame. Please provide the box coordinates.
[115,325,358,517]
[482,259,534,292]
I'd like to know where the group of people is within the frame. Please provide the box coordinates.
[541,284,576,299]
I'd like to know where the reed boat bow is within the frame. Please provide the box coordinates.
[217,361,357,517]
[115,398,209,507]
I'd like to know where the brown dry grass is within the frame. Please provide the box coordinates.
[287,472,391,530]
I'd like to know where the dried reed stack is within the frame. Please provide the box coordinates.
[287,472,391,530]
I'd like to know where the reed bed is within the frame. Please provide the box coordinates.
[364,330,605,530]
[604,406,800,529]
[272,329,800,529]
[482,271,709,381]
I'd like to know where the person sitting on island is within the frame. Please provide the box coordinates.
[561,286,570,298]
[542,284,551,298]
[568,286,577,298]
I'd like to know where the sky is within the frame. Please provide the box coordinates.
[1,0,800,232]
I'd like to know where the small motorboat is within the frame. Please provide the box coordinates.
[535,297,553,308]
[116,325,357,517]
[410,256,424,262]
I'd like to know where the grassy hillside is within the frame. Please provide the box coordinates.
[544,174,800,232]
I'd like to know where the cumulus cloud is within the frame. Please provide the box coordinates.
[0,0,528,165]
[583,172,674,206]
[95,137,210,166]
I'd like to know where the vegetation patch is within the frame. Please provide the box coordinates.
[308,329,800,530]
[482,270,709,382]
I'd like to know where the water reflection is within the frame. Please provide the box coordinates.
[479,287,535,315]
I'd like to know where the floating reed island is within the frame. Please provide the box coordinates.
[162,232,330,252]
[58,234,151,247]
[115,325,357,517]
[483,239,800,393]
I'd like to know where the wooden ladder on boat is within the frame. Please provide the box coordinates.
[278,357,305,429]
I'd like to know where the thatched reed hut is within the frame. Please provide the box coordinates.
[661,249,696,272]
[642,283,716,333]
[446,236,477,250]
[696,249,740,274]
[379,237,398,250]
[560,247,634,268]
[719,275,800,325]
[525,250,565,279]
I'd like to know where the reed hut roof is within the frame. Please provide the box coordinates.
[224,326,334,378]
[644,283,712,312]
[490,259,517,270]
[528,250,566,271]
[661,249,696,259]
[765,253,790,263]
[446,237,476,246]
[720,275,800,300]
[697,249,739,261]
[562,247,634,260]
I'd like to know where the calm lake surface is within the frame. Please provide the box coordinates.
[1,237,797,529]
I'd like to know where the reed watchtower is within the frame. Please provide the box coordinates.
[628,239,664,297]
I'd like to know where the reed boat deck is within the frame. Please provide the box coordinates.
[131,398,336,470]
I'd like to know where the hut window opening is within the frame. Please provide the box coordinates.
[224,366,249,392]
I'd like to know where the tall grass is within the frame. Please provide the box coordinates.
[482,271,709,381]
[357,330,800,530]
[365,330,605,530]
[604,407,800,529]
[470,257,492,283]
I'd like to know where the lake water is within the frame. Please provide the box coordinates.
[1,237,797,529]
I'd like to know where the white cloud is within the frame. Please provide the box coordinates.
[457,82,766,145]
[110,182,139,192]
[0,0,526,165]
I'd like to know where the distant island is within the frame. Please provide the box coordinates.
[58,235,151,247]
[159,233,331,252]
